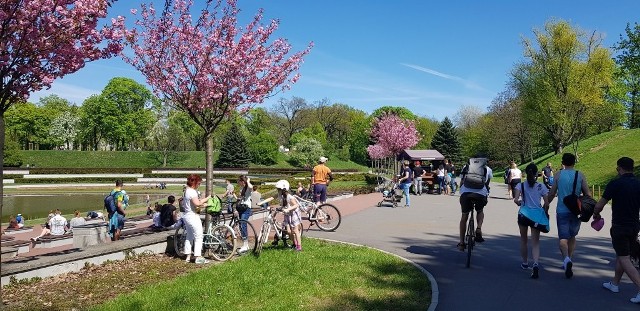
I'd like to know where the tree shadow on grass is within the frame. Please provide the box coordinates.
[317,261,431,311]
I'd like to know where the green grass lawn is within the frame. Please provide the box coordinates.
[16,150,369,171]
[492,128,640,188]
[88,239,431,311]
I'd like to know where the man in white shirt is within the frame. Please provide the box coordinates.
[31,209,68,243]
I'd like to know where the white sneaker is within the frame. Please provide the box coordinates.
[195,257,210,264]
[603,281,620,293]
[238,246,249,253]
[630,292,640,303]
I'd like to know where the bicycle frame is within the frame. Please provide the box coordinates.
[465,209,476,268]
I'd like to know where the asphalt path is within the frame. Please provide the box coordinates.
[307,182,638,311]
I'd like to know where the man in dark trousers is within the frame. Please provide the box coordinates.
[593,157,640,304]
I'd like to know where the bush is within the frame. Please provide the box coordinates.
[13,177,138,184]
[247,132,279,166]
[3,140,23,167]
[288,139,324,168]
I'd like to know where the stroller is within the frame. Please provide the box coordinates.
[376,176,404,208]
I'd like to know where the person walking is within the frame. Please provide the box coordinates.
[182,174,211,264]
[412,161,425,196]
[512,163,550,279]
[398,160,413,208]
[542,162,554,189]
[458,156,492,251]
[508,162,522,199]
[107,180,127,241]
[548,153,591,279]
[312,156,333,204]
[436,164,446,195]
[593,157,640,303]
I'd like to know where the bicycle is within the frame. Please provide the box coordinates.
[465,208,476,268]
[225,202,258,255]
[255,207,298,256]
[294,195,342,232]
[174,213,238,262]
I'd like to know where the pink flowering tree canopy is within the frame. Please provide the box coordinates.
[370,114,421,156]
[367,144,391,160]
[0,0,124,215]
[122,0,312,193]
[0,0,125,112]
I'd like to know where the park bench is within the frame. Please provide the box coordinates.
[1,235,16,242]
[1,247,18,260]
[120,227,153,239]
[1,240,31,254]
[3,226,34,235]
[127,214,152,223]
[33,233,74,248]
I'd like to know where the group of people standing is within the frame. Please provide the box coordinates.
[397,159,457,208]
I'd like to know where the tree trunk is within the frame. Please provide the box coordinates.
[0,113,5,219]
[205,132,214,197]
[163,149,167,167]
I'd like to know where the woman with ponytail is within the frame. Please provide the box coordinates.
[512,163,550,279]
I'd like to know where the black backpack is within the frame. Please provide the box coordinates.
[463,158,488,189]
[104,191,119,215]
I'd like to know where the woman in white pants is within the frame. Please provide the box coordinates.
[182,174,211,264]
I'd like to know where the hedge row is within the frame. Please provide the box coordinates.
[12,177,139,184]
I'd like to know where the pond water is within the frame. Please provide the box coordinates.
[2,193,171,223]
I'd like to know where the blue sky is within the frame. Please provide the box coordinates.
[32,0,640,121]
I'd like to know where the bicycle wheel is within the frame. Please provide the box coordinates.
[255,222,271,256]
[173,225,187,258]
[314,203,342,231]
[210,224,237,261]
[466,217,475,268]
[230,219,258,255]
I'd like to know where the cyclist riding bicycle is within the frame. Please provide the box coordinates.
[458,155,493,251]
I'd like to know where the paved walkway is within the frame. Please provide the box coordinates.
[312,183,636,311]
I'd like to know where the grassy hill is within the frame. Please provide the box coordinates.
[496,129,640,188]
[15,150,369,171]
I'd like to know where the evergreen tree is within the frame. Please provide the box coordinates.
[430,117,462,164]
[215,123,251,168]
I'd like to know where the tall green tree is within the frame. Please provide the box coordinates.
[370,106,417,121]
[4,102,49,150]
[78,95,119,150]
[614,22,640,128]
[414,117,439,149]
[215,123,251,168]
[512,19,616,153]
[430,117,462,163]
[247,132,279,166]
[347,109,370,165]
[100,77,156,150]
[271,96,313,146]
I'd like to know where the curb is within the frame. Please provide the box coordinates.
[310,237,438,311]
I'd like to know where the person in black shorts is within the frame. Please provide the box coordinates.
[593,157,640,303]
[457,157,493,251]
[541,162,554,189]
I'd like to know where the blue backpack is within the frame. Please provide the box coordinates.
[104,191,120,214]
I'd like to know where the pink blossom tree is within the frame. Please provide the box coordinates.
[121,0,312,194]
[367,144,390,160]
[370,114,420,156]
[0,0,125,214]
[369,114,420,176]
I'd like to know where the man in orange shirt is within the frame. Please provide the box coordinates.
[312,156,333,204]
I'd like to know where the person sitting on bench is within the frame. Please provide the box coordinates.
[31,209,67,243]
